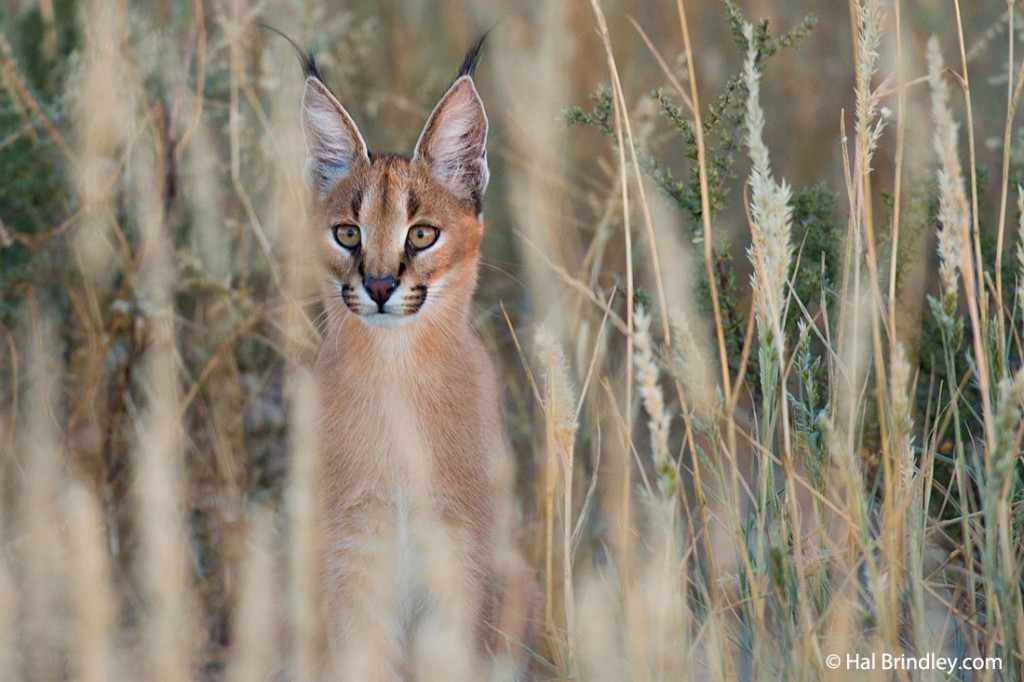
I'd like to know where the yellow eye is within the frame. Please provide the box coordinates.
[407,225,440,250]
[333,224,361,250]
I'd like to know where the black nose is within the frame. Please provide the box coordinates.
[364,275,398,307]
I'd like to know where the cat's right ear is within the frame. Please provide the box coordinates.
[301,77,369,196]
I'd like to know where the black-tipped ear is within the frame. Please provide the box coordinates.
[261,24,369,194]
[301,78,369,196]
[257,23,322,80]
[412,76,489,212]
[456,31,490,79]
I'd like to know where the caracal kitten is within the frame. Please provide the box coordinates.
[286,32,534,680]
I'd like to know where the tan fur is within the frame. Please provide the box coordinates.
[300,63,534,679]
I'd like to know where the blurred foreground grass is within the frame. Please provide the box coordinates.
[1,0,1023,679]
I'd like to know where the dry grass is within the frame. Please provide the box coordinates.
[1,0,1023,679]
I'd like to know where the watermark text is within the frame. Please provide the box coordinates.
[824,652,1002,672]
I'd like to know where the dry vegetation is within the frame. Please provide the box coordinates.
[1,0,1024,679]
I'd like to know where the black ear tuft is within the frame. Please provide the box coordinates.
[456,30,491,80]
[299,48,322,82]
[258,23,322,81]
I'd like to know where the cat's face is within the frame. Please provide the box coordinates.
[302,61,488,328]
[313,151,483,326]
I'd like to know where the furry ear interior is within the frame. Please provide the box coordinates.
[412,76,489,213]
[301,77,369,195]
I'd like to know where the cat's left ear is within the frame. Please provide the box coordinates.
[413,75,489,213]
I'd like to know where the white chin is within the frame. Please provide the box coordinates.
[358,311,415,327]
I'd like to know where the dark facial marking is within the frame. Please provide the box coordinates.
[407,190,420,219]
[375,156,395,211]
[370,152,409,164]
[340,283,357,311]
[403,284,428,314]
[351,189,363,220]
[471,188,482,215]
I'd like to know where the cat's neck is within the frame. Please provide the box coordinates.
[322,302,471,372]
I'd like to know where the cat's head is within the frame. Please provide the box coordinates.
[297,35,489,328]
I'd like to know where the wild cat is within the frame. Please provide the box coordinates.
[276,29,534,680]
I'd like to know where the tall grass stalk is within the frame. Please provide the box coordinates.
[741,19,818,673]
[19,316,68,679]
[284,369,322,680]
[535,327,578,676]
[1016,186,1024,307]
[584,0,637,599]
[2,0,1024,679]
[928,37,983,660]
[66,483,115,682]
[131,124,194,682]
[225,509,278,682]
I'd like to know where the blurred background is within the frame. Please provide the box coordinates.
[1,0,1022,679]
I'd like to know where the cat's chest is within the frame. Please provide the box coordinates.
[318,359,444,480]
[321,371,471,571]
[316,338,494,513]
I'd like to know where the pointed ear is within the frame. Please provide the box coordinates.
[412,76,489,212]
[301,77,369,196]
